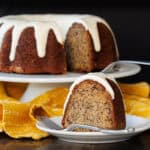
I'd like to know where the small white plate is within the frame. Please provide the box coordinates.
[36,115,150,144]
[0,63,141,83]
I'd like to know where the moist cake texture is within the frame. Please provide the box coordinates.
[62,74,126,130]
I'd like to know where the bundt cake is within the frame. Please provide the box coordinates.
[62,73,126,130]
[0,14,118,74]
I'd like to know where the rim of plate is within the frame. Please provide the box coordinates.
[36,123,148,136]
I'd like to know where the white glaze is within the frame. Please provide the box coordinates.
[0,18,63,60]
[64,73,116,111]
[0,14,118,61]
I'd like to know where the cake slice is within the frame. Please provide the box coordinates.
[62,73,126,130]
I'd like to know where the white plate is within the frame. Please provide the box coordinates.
[36,115,150,144]
[0,63,141,83]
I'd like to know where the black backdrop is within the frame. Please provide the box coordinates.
[0,0,149,82]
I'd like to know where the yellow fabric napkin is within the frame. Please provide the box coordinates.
[0,82,68,140]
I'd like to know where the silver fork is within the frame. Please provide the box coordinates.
[101,60,150,73]
[118,60,150,66]
[37,116,135,134]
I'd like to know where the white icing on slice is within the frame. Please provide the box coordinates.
[64,73,116,112]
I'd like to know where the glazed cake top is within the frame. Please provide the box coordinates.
[0,14,118,61]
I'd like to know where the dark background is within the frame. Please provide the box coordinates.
[0,0,149,82]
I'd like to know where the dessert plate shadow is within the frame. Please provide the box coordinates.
[36,115,150,144]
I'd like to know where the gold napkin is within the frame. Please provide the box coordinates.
[0,83,68,140]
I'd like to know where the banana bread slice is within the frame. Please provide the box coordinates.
[62,74,125,130]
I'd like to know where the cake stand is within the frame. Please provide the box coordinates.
[0,62,141,102]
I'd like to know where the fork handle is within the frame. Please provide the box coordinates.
[119,60,150,66]
[65,124,135,134]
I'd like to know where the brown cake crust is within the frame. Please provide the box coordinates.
[0,27,67,74]
[65,22,118,72]
[62,79,125,130]
[106,79,126,129]
[94,23,119,69]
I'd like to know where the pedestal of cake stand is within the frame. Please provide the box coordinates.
[20,83,71,102]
